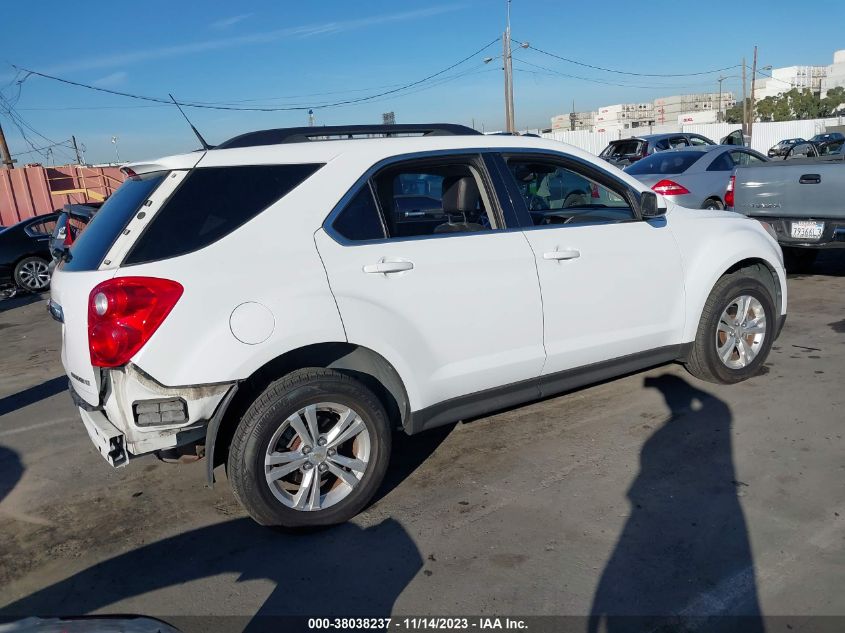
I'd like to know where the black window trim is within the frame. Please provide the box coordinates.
[324,150,509,246]
[494,149,645,228]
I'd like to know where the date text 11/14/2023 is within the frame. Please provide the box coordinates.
[307,617,528,630]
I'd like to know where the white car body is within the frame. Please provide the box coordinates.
[49,129,787,473]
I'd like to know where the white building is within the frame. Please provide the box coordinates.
[653,93,733,125]
[754,65,827,100]
[821,49,845,98]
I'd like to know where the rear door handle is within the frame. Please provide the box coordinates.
[799,174,821,184]
[363,259,414,274]
[543,249,581,261]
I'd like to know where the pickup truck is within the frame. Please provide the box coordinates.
[729,153,845,270]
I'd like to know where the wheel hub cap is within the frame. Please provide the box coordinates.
[715,294,767,370]
[264,402,371,512]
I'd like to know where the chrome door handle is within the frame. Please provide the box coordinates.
[543,249,580,261]
[363,259,414,274]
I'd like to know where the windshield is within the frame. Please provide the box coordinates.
[624,151,705,175]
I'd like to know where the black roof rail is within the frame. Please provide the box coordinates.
[216,123,481,149]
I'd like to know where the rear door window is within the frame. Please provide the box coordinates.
[62,172,165,271]
[331,185,386,241]
[707,152,735,171]
[125,164,322,264]
[669,136,690,149]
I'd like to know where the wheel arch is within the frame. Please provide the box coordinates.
[205,341,410,484]
[684,254,785,343]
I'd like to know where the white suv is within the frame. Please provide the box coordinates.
[49,124,787,528]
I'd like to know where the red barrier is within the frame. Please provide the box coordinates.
[0,165,125,225]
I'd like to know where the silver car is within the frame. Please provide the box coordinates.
[624,145,768,210]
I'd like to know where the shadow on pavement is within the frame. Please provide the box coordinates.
[0,517,422,630]
[0,444,23,504]
[0,376,67,418]
[588,374,764,633]
[0,292,46,314]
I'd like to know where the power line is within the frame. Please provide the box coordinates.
[512,57,737,91]
[513,39,742,77]
[10,38,500,112]
[9,138,73,157]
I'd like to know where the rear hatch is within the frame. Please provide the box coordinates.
[50,171,170,406]
[733,161,845,219]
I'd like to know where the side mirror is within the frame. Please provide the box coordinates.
[640,191,666,218]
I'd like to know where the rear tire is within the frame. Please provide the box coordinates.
[702,198,724,210]
[685,271,776,384]
[13,256,50,292]
[228,368,391,528]
[782,247,817,273]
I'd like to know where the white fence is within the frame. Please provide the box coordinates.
[541,117,843,156]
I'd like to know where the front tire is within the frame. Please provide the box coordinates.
[228,368,391,528]
[685,271,776,384]
[13,256,51,292]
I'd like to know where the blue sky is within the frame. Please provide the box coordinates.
[1,0,843,163]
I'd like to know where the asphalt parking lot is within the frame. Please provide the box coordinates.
[0,253,843,632]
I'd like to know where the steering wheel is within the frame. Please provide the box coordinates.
[563,190,589,208]
[527,195,547,211]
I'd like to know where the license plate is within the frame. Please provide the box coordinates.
[791,220,824,240]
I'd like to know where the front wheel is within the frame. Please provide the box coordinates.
[228,368,391,528]
[685,272,776,384]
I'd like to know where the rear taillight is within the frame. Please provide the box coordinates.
[88,277,183,367]
[725,175,736,208]
[652,179,690,196]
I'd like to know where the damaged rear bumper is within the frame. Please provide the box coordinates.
[69,363,236,465]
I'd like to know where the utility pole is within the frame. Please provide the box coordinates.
[717,76,726,123]
[741,57,747,140]
[503,0,515,133]
[71,135,83,165]
[749,46,758,142]
[0,122,14,169]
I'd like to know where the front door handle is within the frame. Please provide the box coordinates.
[543,249,581,261]
[363,259,414,274]
[799,174,821,184]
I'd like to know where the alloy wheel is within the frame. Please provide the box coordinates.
[264,402,371,511]
[18,259,50,290]
[715,295,767,369]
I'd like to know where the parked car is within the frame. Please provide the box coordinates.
[50,123,786,528]
[781,141,819,160]
[49,203,100,261]
[729,148,845,271]
[599,133,716,167]
[0,212,59,293]
[808,132,845,147]
[624,145,768,209]
[767,138,806,157]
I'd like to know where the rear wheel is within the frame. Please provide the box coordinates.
[228,368,391,528]
[685,271,776,384]
[13,256,50,292]
[702,198,724,210]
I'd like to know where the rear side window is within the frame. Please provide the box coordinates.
[125,164,321,264]
[707,152,734,171]
[332,185,386,241]
[602,140,642,158]
[625,151,704,175]
[63,172,165,271]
